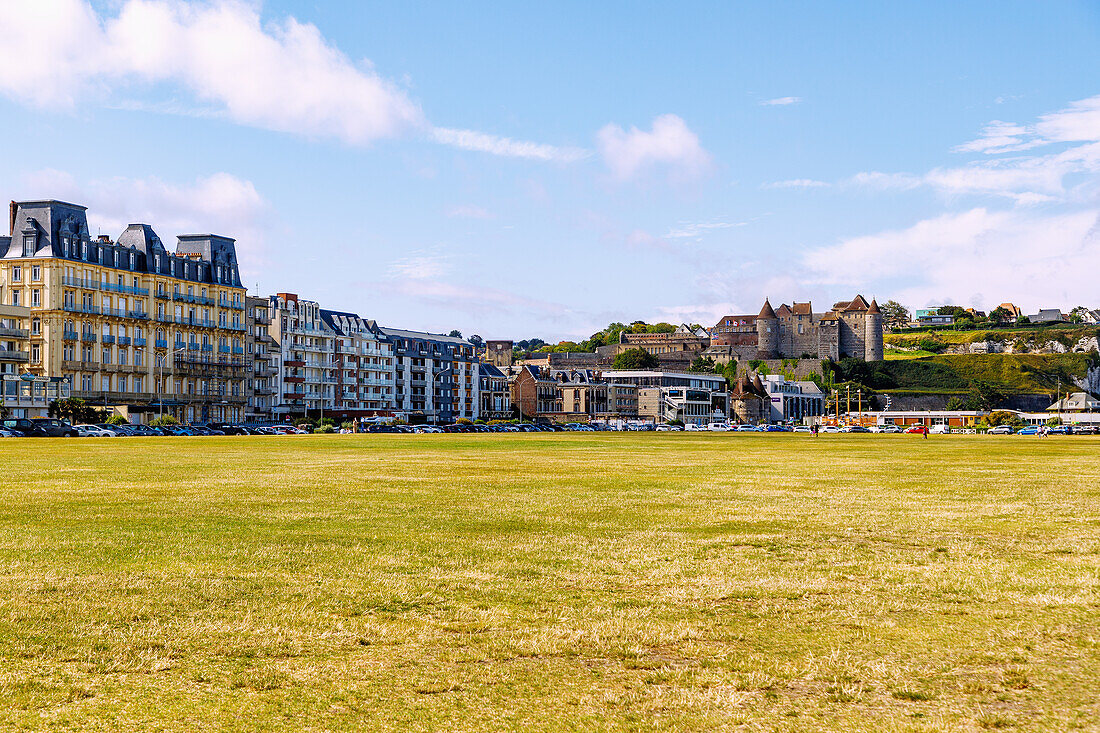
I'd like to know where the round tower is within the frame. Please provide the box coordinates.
[865,299,884,361]
[756,299,779,358]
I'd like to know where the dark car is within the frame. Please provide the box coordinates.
[2,418,50,436]
[30,418,79,437]
[207,423,248,435]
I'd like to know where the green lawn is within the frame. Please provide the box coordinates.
[2,434,1098,731]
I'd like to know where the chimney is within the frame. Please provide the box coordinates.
[9,201,16,236]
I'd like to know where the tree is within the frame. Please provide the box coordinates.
[989,306,1012,325]
[880,300,911,328]
[467,334,484,348]
[48,397,105,424]
[612,348,659,370]
[1068,306,1089,324]
[105,414,128,426]
[447,329,462,338]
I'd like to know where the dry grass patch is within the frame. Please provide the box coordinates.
[0,433,1098,730]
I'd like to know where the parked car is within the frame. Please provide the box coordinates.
[0,427,18,437]
[1048,425,1073,435]
[2,418,51,437]
[708,422,734,432]
[821,425,841,434]
[879,425,902,434]
[1017,426,1041,435]
[988,424,1015,435]
[929,424,951,434]
[904,426,929,435]
[30,418,80,437]
[792,425,812,433]
[841,425,871,433]
[75,424,114,437]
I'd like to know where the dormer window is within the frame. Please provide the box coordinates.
[22,234,34,257]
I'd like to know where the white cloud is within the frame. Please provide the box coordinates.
[445,204,495,220]
[665,219,742,239]
[430,127,588,162]
[19,167,270,278]
[952,121,1038,154]
[760,96,801,106]
[387,251,451,280]
[596,114,711,181]
[844,95,1100,205]
[764,178,829,189]
[0,0,422,145]
[803,207,1100,312]
[0,0,582,161]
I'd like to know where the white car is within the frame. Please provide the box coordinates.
[684,423,706,431]
[822,425,841,434]
[792,425,812,433]
[880,425,902,434]
[930,424,951,434]
[655,424,681,431]
[75,424,114,437]
[988,424,1014,435]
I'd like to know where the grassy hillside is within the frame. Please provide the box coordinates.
[2,434,1099,730]
[885,325,1099,350]
[833,353,1095,394]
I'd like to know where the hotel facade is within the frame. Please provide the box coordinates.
[1,200,248,423]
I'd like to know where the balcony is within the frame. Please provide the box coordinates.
[101,334,115,344]
[117,336,131,346]
[62,360,96,371]
[134,337,147,347]
[0,348,29,362]
[128,310,149,320]
[173,293,215,306]
[101,281,149,297]
[155,339,168,348]
[219,345,230,354]
[0,326,29,338]
[62,330,79,341]
[155,290,170,300]
[232,346,244,355]
[201,344,214,352]
[81,333,96,343]
[65,304,100,315]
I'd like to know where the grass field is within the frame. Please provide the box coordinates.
[2,434,1099,731]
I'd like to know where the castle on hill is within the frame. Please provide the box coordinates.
[711,295,884,362]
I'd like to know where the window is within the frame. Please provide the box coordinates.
[31,318,40,335]
[31,289,40,307]
[101,375,111,391]
[11,266,21,282]
[31,344,40,362]
[31,265,40,281]
[133,376,143,393]
[22,235,34,257]
[102,348,111,364]
[11,290,20,306]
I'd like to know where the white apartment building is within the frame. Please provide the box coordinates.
[268,292,336,417]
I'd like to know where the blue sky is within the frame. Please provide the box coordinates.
[1,1,1098,340]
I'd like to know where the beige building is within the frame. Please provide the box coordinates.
[1,200,249,424]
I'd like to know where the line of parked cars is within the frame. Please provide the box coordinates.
[0,418,313,437]
[364,422,602,434]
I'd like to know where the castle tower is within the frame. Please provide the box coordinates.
[756,299,779,358]
[865,299,884,361]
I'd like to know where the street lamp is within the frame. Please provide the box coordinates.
[157,346,187,419]
[432,367,453,425]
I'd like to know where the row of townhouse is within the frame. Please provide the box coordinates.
[0,197,828,426]
[0,198,487,423]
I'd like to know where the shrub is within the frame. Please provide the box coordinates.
[316,424,336,434]
[105,414,129,426]
[150,415,179,427]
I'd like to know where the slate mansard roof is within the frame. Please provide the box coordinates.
[2,199,242,287]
